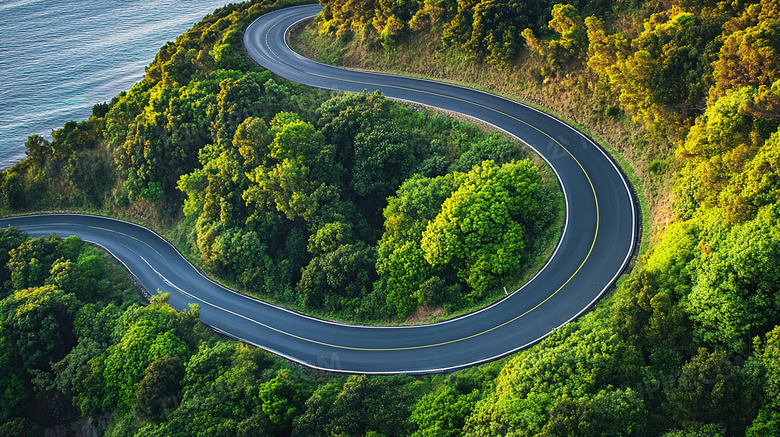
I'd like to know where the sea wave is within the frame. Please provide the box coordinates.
[0,0,229,170]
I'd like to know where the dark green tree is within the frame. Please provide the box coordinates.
[134,355,186,423]
[663,348,762,433]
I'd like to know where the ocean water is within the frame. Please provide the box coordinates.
[0,0,233,170]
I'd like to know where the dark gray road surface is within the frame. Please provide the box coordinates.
[0,5,637,374]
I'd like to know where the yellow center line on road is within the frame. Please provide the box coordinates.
[213,11,604,351]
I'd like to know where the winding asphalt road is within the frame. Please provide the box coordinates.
[0,4,637,374]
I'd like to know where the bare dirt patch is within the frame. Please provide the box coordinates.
[404,306,445,325]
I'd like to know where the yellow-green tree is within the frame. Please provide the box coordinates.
[422,160,546,298]
[587,11,722,129]
[711,0,780,98]
[376,173,465,317]
[523,3,588,69]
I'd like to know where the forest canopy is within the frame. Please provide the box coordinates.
[2,0,780,435]
[0,0,562,325]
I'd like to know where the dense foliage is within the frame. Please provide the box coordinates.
[2,0,780,435]
[315,0,779,135]
[2,0,562,323]
[180,89,560,320]
[0,228,141,433]
[294,0,780,434]
[0,234,504,435]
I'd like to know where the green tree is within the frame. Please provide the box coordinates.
[585,15,631,82]
[382,173,466,242]
[66,151,112,205]
[747,407,780,437]
[258,369,310,432]
[747,325,780,436]
[0,170,27,210]
[590,11,722,128]
[134,355,186,423]
[319,0,380,37]
[644,217,702,297]
[726,123,780,223]
[540,388,648,436]
[450,133,520,172]
[116,71,237,204]
[351,121,417,202]
[0,334,27,421]
[213,29,256,71]
[378,241,436,317]
[140,342,275,437]
[178,168,209,217]
[410,385,481,437]
[0,418,40,437]
[52,337,104,400]
[50,120,98,157]
[376,173,468,316]
[422,160,548,298]
[181,342,238,396]
[292,378,344,437]
[294,375,417,436]
[233,116,272,169]
[612,270,693,370]
[464,321,641,434]
[759,325,780,410]
[547,3,588,55]
[45,258,91,301]
[443,0,542,63]
[297,241,376,311]
[100,303,199,412]
[523,3,588,69]
[684,204,780,353]
[0,227,27,294]
[672,84,780,221]
[327,375,414,437]
[7,235,91,292]
[0,285,80,370]
[23,135,51,171]
[244,113,337,223]
[212,71,278,145]
[663,348,762,433]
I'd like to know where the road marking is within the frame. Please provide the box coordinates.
[240,10,602,350]
[9,220,164,260]
[88,225,163,258]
